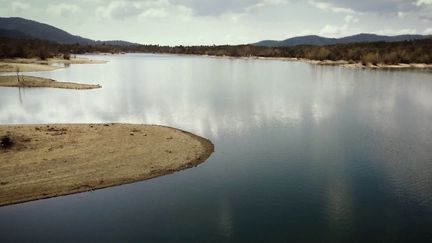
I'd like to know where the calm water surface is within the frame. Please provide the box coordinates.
[1,54,432,242]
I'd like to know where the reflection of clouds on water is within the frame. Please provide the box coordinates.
[349,71,432,207]
[325,176,353,230]
[1,55,432,209]
[217,196,234,238]
[376,131,432,206]
[0,58,351,137]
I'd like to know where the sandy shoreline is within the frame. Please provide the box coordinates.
[0,75,101,89]
[197,54,432,70]
[252,57,432,70]
[3,55,430,72]
[303,59,432,70]
[0,124,214,207]
[0,57,107,72]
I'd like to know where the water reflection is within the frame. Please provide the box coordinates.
[218,196,234,238]
[18,87,24,104]
[1,54,432,241]
[1,55,432,204]
[325,176,353,230]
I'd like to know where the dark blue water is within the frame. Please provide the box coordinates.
[1,54,432,242]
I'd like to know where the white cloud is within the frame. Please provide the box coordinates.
[308,1,355,14]
[298,29,315,36]
[140,8,168,18]
[1,0,431,45]
[344,15,358,24]
[415,0,432,6]
[96,1,142,19]
[320,24,348,36]
[96,0,193,20]
[318,14,359,37]
[376,28,418,35]
[423,28,432,34]
[397,11,408,18]
[246,0,288,12]
[47,3,80,17]
[171,0,259,16]
[11,1,30,13]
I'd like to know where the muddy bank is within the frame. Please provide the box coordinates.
[0,124,214,207]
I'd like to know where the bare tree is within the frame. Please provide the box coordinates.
[15,67,24,85]
[15,67,20,83]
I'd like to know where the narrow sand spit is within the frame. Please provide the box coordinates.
[0,62,60,72]
[0,75,101,89]
[0,124,214,207]
[293,59,432,69]
[203,55,432,70]
[305,59,432,69]
[0,57,107,72]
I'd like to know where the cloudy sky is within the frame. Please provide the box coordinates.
[1,0,432,45]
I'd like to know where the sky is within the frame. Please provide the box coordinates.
[1,0,432,45]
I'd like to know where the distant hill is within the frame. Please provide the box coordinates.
[0,17,137,46]
[0,28,34,39]
[2,17,430,50]
[254,33,431,47]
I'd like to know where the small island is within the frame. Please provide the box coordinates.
[0,124,214,207]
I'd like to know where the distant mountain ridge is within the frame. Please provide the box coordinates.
[1,17,430,48]
[0,17,137,46]
[0,28,34,39]
[254,33,431,47]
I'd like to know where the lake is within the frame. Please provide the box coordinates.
[1,54,432,242]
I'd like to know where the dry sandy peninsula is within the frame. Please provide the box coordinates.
[0,57,106,72]
[0,124,214,207]
[0,75,101,90]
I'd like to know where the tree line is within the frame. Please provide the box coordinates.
[1,36,431,65]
